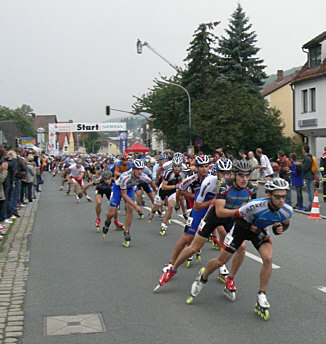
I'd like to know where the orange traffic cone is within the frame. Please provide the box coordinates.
[308,190,323,220]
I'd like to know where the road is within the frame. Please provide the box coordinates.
[21,174,326,344]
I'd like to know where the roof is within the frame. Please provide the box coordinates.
[33,115,57,133]
[57,132,71,150]
[0,120,24,146]
[261,73,296,97]
[302,31,326,49]
[292,59,326,84]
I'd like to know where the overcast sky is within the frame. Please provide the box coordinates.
[1,0,325,124]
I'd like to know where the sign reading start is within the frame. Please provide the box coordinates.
[77,124,99,131]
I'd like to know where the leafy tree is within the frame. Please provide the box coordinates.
[216,3,267,89]
[79,132,101,154]
[0,104,36,137]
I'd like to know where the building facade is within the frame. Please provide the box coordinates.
[292,31,326,157]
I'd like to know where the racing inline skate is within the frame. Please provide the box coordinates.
[114,220,125,231]
[186,267,207,304]
[217,264,229,283]
[102,220,111,239]
[186,250,201,268]
[224,276,236,301]
[254,291,270,320]
[153,267,177,292]
[122,231,131,248]
[160,222,168,236]
[138,211,144,219]
[212,236,220,250]
[95,218,101,232]
[148,212,154,224]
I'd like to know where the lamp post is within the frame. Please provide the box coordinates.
[158,80,192,148]
[137,39,179,72]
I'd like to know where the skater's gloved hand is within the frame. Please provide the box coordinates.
[272,223,283,235]
[255,228,268,241]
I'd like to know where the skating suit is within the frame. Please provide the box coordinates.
[222,198,293,253]
[182,175,217,236]
[110,170,152,207]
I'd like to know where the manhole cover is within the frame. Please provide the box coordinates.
[44,313,106,336]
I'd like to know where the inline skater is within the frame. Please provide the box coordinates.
[156,160,256,289]
[187,178,292,320]
[135,158,155,218]
[160,155,211,272]
[102,159,156,247]
[114,153,131,180]
[82,170,124,231]
[157,156,189,236]
[66,159,93,203]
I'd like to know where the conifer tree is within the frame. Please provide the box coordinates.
[217,3,267,88]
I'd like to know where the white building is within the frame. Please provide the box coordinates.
[292,31,326,158]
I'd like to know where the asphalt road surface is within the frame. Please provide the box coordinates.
[21,174,326,344]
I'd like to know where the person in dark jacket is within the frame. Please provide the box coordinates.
[289,153,304,209]
[320,147,326,203]
[300,145,315,211]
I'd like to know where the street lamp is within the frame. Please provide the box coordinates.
[137,39,179,72]
[158,80,192,147]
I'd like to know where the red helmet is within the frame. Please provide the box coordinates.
[122,153,129,160]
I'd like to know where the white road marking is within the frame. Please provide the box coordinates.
[315,286,326,293]
[143,207,281,269]
[245,252,280,269]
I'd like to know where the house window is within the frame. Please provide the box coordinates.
[309,45,321,68]
[302,89,308,113]
[310,88,316,112]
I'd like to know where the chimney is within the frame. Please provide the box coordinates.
[277,70,283,82]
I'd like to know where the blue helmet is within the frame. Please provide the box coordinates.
[215,158,232,171]
[159,153,168,160]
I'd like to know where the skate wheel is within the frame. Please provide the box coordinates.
[148,220,151,224]
[218,274,226,284]
[160,230,166,236]
[186,260,191,268]
[262,310,269,321]
[168,219,171,224]
[186,296,194,304]
[123,241,130,248]
[196,256,201,263]
[153,284,161,292]
[102,234,106,239]
[96,227,100,232]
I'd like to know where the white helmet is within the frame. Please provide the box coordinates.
[265,178,290,192]
[215,158,232,171]
[172,156,183,166]
[195,155,210,166]
[132,159,144,169]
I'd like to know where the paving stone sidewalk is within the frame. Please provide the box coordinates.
[0,196,39,344]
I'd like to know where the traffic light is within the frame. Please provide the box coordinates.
[15,138,19,147]
[105,105,110,116]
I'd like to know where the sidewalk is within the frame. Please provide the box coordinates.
[0,195,40,344]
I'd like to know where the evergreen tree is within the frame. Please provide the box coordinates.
[217,3,267,88]
[182,22,220,98]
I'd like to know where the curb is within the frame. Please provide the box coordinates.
[0,195,40,343]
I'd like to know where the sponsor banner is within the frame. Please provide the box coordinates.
[119,131,128,153]
[49,122,126,133]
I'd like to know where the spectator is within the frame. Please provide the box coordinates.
[0,149,8,229]
[238,150,247,161]
[320,147,326,203]
[255,148,274,181]
[271,150,292,205]
[300,145,315,211]
[247,151,260,199]
[25,155,35,202]
[289,153,304,209]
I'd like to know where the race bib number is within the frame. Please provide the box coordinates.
[186,216,193,227]
[198,219,206,231]
[224,232,234,246]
